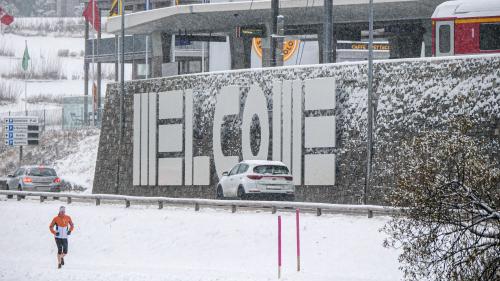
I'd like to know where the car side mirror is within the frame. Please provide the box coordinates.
[222,171,228,176]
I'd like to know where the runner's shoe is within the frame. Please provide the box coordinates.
[58,263,62,269]
[61,258,64,266]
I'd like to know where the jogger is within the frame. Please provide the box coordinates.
[49,206,74,269]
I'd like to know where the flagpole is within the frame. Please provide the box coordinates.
[24,40,27,115]
[22,40,28,167]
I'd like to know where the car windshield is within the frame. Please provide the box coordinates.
[253,165,289,175]
[27,168,57,177]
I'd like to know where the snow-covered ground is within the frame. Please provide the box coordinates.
[0,18,129,116]
[0,130,100,192]
[54,133,100,192]
[0,199,402,281]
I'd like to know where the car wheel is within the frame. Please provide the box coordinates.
[6,184,13,199]
[237,186,246,200]
[18,185,25,199]
[216,185,224,199]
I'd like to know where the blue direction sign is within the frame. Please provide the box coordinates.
[3,116,39,146]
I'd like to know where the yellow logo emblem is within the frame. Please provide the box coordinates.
[252,38,300,62]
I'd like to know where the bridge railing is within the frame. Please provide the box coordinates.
[0,190,400,218]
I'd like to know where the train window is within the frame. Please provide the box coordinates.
[439,25,451,54]
[480,23,500,51]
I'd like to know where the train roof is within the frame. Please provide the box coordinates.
[432,0,500,19]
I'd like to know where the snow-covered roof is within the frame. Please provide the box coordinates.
[432,0,500,19]
[106,0,438,34]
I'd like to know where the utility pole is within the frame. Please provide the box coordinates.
[275,15,285,66]
[270,0,279,66]
[323,0,333,63]
[364,0,374,205]
[116,0,126,194]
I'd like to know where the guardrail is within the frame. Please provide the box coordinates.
[0,190,399,218]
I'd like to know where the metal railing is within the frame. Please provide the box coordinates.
[0,190,399,217]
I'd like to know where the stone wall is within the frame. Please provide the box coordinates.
[94,55,500,204]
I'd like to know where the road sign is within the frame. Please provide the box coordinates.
[5,132,28,139]
[5,125,28,132]
[2,116,39,146]
[3,117,38,125]
[4,139,28,146]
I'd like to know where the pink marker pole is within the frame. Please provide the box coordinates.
[278,215,282,279]
[296,208,301,272]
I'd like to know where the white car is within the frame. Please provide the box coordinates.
[216,160,295,200]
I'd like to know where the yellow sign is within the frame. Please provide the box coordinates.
[351,43,390,51]
[252,38,300,62]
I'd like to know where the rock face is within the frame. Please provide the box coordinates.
[94,55,500,204]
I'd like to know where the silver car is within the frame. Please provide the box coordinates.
[7,166,62,192]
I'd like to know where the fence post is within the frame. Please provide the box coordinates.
[125,200,130,208]
[67,197,72,204]
[158,201,163,209]
[61,107,64,130]
[231,205,237,213]
[40,196,46,203]
[195,203,200,211]
[272,206,277,214]
[368,210,373,218]
[278,215,282,279]
[96,198,101,206]
[316,208,322,216]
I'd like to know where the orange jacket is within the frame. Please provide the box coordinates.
[49,215,74,235]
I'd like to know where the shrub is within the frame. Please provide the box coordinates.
[26,92,62,104]
[0,80,21,104]
[1,55,66,80]
[0,41,15,57]
[57,49,69,57]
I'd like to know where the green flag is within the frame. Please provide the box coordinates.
[22,42,30,71]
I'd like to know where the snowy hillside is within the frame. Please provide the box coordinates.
[0,17,127,115]
[0,17,120,190]
[0,199,402,281]
[0,129,100,192]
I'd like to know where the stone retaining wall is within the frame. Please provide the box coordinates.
[94,55,500,204]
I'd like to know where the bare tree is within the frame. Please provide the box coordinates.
[383,122,500,281]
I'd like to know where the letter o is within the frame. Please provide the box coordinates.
[242,85,269,160]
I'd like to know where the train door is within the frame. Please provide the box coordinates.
[436,21,454,56]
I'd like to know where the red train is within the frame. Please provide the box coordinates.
[432,0,500,56]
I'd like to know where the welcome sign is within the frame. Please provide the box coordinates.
[132,77,336,188]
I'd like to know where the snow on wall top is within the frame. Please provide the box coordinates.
[432,0,500,19]
[95,53,500,203]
